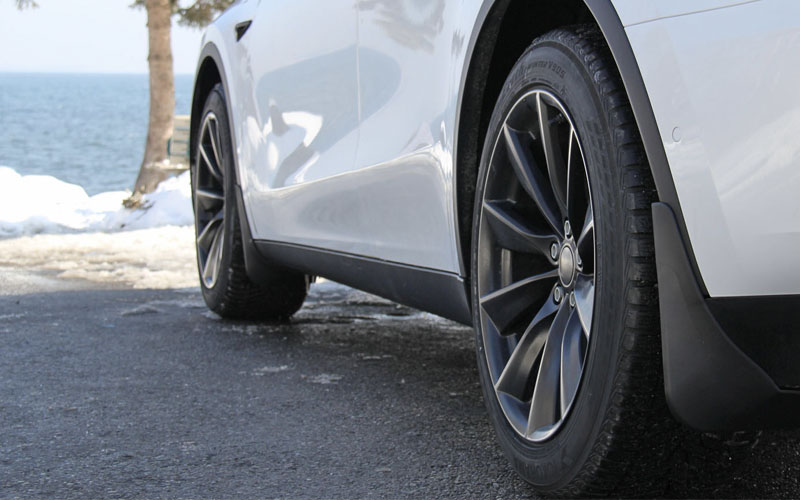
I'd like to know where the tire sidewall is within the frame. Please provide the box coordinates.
[472,41,627,492]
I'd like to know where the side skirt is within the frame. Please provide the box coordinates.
[254,240,473,325]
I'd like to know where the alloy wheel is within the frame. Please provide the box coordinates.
[477,89,596,442]
[194,112,226,289]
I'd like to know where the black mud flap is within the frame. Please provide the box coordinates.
[653,202,800,431]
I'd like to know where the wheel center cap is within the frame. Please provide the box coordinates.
[559,245,576,287]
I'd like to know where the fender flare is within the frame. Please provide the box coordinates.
[453,0,707,294]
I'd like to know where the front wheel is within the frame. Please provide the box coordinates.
[191,84,308,320]
[472,27,667,496]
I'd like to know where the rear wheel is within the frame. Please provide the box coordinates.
[472,27,667,496]
[192,84,308,320]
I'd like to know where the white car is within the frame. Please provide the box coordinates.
[189,0,800,495]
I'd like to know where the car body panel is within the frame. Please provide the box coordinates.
[231,0,362,253]
[349,0,476,272]
[625,0,800,296]
[204,0,800,298]
[612,0,759,27]
[227,0,489,273]
[197,2,252,178]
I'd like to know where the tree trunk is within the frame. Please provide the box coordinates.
[126,0,174,207]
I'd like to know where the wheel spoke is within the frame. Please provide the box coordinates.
[559,311,584,415]
[495,298,559,400]
[197,212,223,251]
[537,94,568,216]
[527,303,570,435]
[202,225,224,286]
[565,128,574,213]
[480,270,558,336]
[574,274,594,339]
[199,142,223,183]
[577,206,594,272]
[502,125,563,237]
[195,187,224,212]
[483,200,557,256]
[207,118,222,172]
[566,127,588,223]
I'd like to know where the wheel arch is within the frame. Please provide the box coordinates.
[453,0,705,294]
[190,43,235,184]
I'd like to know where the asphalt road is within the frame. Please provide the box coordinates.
[2,275,800,498]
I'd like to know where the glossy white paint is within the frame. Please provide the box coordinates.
[612,0,759,27]
[352,0,482,271]
[231,0,362,256]
[199,0,260,193]
[625,0,800,296]
[222,0,486,273]
[203,0,800,297]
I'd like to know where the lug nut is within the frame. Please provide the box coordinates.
[569,292,576,307]
[554,286,564,303]
[550,242,559,260]
[564,220,572,239]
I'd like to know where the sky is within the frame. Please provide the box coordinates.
[0,0,205,74]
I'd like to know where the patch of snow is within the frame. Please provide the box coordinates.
[222,325,261,336]
[149,298,207,309]
[0,166,192,237]
[358,354,394,361]
[307,373,343,385]
[202,310,222,320]
[252,365,290,376]
[310,279,351,293]
[120,305,162,317]
[0,313,26,320]
[0,226,198,289]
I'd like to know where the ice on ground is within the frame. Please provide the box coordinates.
[120,305,163,316]
[252,365,290,376]
[307,373,343,385]
[0,166,193,237]
[0,226,198,290]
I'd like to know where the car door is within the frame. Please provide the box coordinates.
[353,0,463,273]
[239,0,361,245]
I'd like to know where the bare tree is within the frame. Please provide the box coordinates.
[126,0,235,206]
[125,0,175,207]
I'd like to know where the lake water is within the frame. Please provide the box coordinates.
[0,73,193,195]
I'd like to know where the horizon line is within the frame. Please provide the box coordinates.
[0,70,196,77]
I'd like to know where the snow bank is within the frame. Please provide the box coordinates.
[0,166,193,237]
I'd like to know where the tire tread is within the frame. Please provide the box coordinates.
[534,26,665,497]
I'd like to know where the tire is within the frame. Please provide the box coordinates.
[471,26,667,496]
[191,84,308,320]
